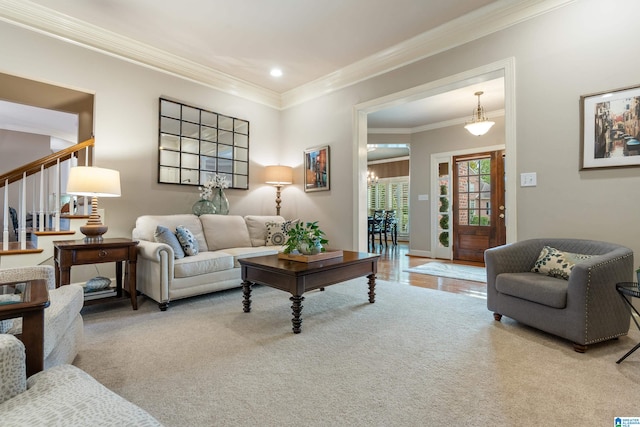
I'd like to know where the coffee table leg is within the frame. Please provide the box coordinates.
[290,295,305,333]
[368,274,376,303]
[242,281,252,313]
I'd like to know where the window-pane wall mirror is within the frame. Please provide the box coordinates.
[158,98,249,189]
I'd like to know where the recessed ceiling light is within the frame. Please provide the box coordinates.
[270,68,283,77]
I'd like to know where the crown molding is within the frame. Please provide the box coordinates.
[0,0,574,110]
[0,0,282,109]
[281,0,575,108]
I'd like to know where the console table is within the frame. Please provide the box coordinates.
[53,238,139,310]
[0,279,49,376]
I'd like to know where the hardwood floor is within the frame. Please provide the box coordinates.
[372,242,487,299]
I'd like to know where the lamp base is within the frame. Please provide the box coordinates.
[80,224,108,243]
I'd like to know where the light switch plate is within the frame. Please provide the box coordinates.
[520,172,537,187]
[418,194,428,201]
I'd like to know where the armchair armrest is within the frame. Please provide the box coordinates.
[0,334,27,404]
[0,266,56,290]
[566,247,633,343]
[485,239,545,278]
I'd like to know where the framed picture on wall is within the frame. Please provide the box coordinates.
[580,84,640,169]
[304,145,330,192]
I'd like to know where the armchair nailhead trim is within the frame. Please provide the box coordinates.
[583,252,633,344]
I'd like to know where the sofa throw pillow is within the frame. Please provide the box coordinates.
[154,225,185,259]
[531,245,593,280]
[265,219,298,246]
[176,225,199,256]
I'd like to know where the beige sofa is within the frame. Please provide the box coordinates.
[132,214,285,310]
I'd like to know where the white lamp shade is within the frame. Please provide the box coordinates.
[66,166,121,197]
[265,165,293,185]
[464,120,495,136]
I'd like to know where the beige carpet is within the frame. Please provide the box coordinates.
[404,261,487,282]
[75,279,640,426]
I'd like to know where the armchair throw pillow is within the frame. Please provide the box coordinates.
[531,245,593,280]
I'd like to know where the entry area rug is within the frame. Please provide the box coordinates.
[76,279,640,427]
[404,261,487,282]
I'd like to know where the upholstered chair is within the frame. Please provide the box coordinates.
[0,265,84,368]
[0,334,163,425]
[485,238,634,352]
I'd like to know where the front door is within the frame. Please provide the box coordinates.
[452,150,506,263]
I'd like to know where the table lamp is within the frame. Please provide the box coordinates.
[265,165,293,215]
[66,166,121,243]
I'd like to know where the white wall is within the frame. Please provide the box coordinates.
[1,0,639,268]
[0,21,281,242]
[281,0,640,263]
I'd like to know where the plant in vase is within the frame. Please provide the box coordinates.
[192,174,230,216]
[283,221,329,255]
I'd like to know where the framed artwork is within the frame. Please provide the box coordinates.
[580,85,640,169]
[304,145,330,192]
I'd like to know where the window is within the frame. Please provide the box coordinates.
[368,177,409,237]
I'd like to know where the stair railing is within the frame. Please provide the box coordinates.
[0,138,94,250]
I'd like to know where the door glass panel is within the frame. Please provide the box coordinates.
[456,157,491,227]
[437,161,450,248]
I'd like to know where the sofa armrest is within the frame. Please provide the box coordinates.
[137,240,173,264]
[0,334,27,404]
[135,240,174,307]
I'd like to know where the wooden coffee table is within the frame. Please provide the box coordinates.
[239,250,379,333]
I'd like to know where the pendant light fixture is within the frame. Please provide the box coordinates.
[464,91,495,136]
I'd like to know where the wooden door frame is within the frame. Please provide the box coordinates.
[452,149,506,262]
[430,145,505,260]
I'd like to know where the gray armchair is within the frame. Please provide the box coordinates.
[485,238,634,352]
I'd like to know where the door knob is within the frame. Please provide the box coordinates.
[499,205,505,211]
[499,213,505,218]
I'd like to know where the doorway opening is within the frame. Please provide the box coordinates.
[354,58,516,253]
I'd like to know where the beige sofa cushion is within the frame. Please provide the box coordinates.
[133,214,208,252]
[173,252,235,278]
[200,215,252,251]
[244,215,285,246]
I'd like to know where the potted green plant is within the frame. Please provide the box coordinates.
[283,221,329,255]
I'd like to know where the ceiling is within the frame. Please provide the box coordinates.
[0,0,565,158]
[20,0,500,94]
